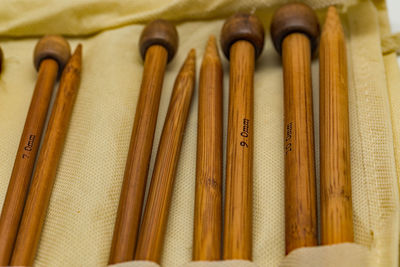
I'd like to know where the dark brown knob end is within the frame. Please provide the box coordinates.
[34,35,71,72]
[270,3,320,54]
[139,19,178,63]
[220,13,265,60]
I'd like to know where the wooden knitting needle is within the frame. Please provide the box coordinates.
[220,13,264,260]
[135,49,196,263]
[192,36,223,261]
[320,6,354,245]
[109,20,178,264]
[270,3,320,254]
[10,44,82,266]
[0,35,70,265]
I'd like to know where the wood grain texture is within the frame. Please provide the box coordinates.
[192,36,223,261]
[10,45,82,266]
[109,20,179,264]
[320,6,354,245]
[109,45,168,264]
[282,33,318,254]
[220,13,264,260]
[0,35,70,265]
[223,40,254,260]
[0,59,58,266]
[135,49,196,263]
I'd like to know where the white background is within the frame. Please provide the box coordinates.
[387,0,400,64]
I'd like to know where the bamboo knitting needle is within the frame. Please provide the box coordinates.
[192,36,223,261]
[220,13,264,260]
[109,20,178,264]
[135,49,196,263]
[0,35,70,266]
[320,6,354,245]
[10,44,82,266]
[270,3,320,254]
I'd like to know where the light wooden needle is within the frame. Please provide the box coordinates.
[109,20,178,264]
[193,36,223,261]
[220,13,265,260]
[271,3,320,254]
[0,35,70,266]
[320,6,354,245]
[11,44,82,266]
[135,49,196,263]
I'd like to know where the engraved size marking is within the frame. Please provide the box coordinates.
[240,118,250,148]
[198,177,219,190]
[205,177,218,189]
[22,134,36,159]
[285,122,293,154]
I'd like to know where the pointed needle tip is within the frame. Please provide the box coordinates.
[322,5,343,35]
[183,49,196,67]
[208,35,216,45]
[189,48,196,59]
[73,44,82,56]
[179,49,196,74]
[64,43,82,74]
[204,35,220,58]
[327,6,340,20]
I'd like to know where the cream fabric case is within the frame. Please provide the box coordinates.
[0,0,398,266]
